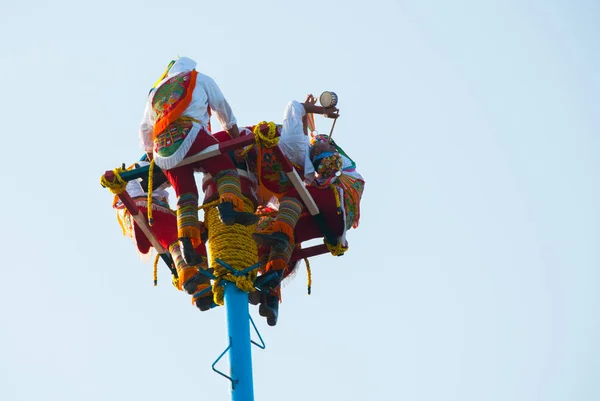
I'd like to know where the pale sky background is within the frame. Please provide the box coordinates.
[1,1,599,400]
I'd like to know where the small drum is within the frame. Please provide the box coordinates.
[319,91,338,108]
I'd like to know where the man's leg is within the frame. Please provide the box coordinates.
[146,208,212,310]
[253,195,304,291]
[190,130,258,226]
[258,289,280,327]
[293,188,345,244]
[253,185,346,287]
[169,241,213,311]
[162,164,205,266]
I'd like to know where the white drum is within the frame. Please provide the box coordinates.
[319,91,338,108]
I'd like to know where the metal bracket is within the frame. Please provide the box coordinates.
[212,342,237,389]
[196,267,216,280]
[192,286,212,299]
[211,317,266,389]
[250,315,266,349]
[215,259,261,277]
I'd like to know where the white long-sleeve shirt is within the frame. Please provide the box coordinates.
[139,57,237,168]
[278,100,316,181]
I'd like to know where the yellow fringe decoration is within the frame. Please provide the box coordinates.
[205,197,258,306]
[172,275,180,290]
[325,240,348,256]
[153,253,159,286]
[220,193,245,213]
[147,159,155,226]
[100,166,128,195]
[305,257,312,295]
[178,226,202,248]
[253,121,279,148]
[116,209,129,236]
[331,185,342,213]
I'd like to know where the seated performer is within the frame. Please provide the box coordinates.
[205,128,259,208]
[252,96,364,306]
[241,95,361,325]
[139,56,258,268]
[268,94,339,187]
[113,160,214,311]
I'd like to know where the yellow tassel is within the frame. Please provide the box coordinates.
[305,258,312,295]
[331,185,342,214]
[151,59,176,90]
[153,253,159,286]
[147,159,155,226]
[116,209,128,236]
[172,275,180,290]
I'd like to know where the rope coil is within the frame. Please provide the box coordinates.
[253,121,279,148]
[100,166,128,195]
[205,198,259,305]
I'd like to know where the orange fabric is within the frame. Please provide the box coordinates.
[220,193,245,212]
[272,220,294,243]
[191,284,212,302]
[178,226,202,248]
[153,70,198,138]
[266,259,287,272]
[179,267,199,285]
[255,146,283,202]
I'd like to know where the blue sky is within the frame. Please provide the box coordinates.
[0,1,598,400]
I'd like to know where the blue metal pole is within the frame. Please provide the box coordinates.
[224,282,254,401]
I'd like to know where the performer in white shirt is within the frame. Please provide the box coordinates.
[139,57,258,267]
[253,95,364,293]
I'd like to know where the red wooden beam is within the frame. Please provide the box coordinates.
[102,171,166,254]
[289,244,329,262]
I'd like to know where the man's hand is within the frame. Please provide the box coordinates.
[323,107,339,119]
[227,124,240,139]
[234,148,246,163]
[302,94,340,117]
[304,94,317,105]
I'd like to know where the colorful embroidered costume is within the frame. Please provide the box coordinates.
[253,100,365,296]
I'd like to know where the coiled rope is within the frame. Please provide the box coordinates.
[205,197,258,305]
